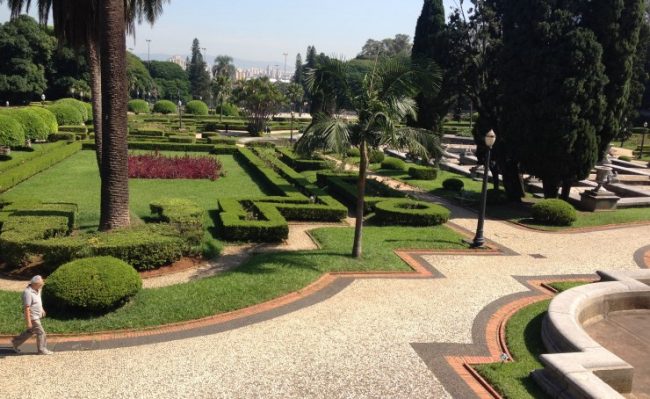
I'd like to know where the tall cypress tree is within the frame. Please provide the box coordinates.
[582,0,644,159]
[306,45,317,68]
[411,0,448,131]
[187,38,211,100]
[499,0,607,198]
[293,53,303,84]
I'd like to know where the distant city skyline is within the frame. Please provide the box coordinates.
[0,0,461,66]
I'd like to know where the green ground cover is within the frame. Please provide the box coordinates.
[474,282,587,399]
[0,225,466,334]
[0,150,271,230]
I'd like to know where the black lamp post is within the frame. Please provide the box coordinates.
[639,122,648,160]
[472,129,497,248]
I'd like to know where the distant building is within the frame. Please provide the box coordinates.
[168,55,187,70]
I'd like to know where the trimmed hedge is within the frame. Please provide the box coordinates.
[55,98,89,122]
[375,199,451,226]
[150,198,204,246]
[1,108,49,141]
[48,132,76,143]
[276,147,330,171]
[153,100,177,114]
[0,142,67,173]
[442,178,464,192]
[47,103,84,126]
[0,142,82,193]
[128,99,150,115]
[347,147,361,157]
[59,125,88,134]
[381,157,406,171]
[217,199,289,242]
[83,141,215,153]
[186,100,209,116]
[408,166,438,180]
[132,128,165,137]
[369,149,385,164]
[169,135,197,144]
[0,114,26,148]
[43,257,142,312]
[618,155,632,162]
[316,172,403,214]
[28,106,58,134]
[531,199,577,226]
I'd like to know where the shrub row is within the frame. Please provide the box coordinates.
[217,199,288,242]
[0,142,67,173]
[0,142,82,193]
[276,147,330,171]
[150,198,205,247]
[0,108,50,141]
[408,165,439,180]
[58,125,88,134]
[48,132,76,143]
[381,157,406,171]
[374,199,450,226]
[0,114,26,148]
[83,141,215,153]
[169,135,197,144]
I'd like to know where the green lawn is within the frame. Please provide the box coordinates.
[0,225,467,334]
[474,282,587,399]
[373,168,484,199]
[0,150,271,230]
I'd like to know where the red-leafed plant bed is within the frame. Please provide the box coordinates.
[129,152,222,180]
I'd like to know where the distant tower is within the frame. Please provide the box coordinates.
[282,52,289,78]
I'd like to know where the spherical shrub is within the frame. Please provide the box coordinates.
[369,149,385,164]
[486,188,508,205]
[375,199,451,226]
[43,256,142,312]
[55,98,89,122]
[128,99,150,115]
[217,102,240,117]
[531,199,577,226]
[28,106,58,134]
[83,102,93,122]
[347,147,361,157]
[3,109,49,141]
[153,100,177,114]
[408,166,438,180]
[186,100,209,116]
[381,157,406,171]
[443,178,464,192]
[618,155,632,162]
[47,103,84,126]
[0,114,26,147]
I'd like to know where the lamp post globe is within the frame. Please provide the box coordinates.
[41,93,45,106]
[471,129,497,248]
[178,100,183,129]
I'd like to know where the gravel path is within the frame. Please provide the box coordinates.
[1,170,648,398]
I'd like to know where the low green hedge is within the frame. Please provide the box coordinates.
[43,257,142,313]
[408,166,438,180]
[169,135,197,144]
[618,155,632,162]
[0,142,82,193]
[347,147,361,157]
[83,141,215,153]
[531,199,576,226]
[369,149,385,164]
[381,157,406,171]
[213,145,239,155]
[47,103,84,126]
[59,125,88,134]
[128,99,150,115]
[442,178,464,192]
[0,142,67,173]
[150,198,204,246]
[0,114,26,148]
[186,100,209,116]
[153,100,177,115]
[276,147,330,171]
[48,132,76,143]
[132,128,165,137]
[207,136,238,145]
[375,199,451,226]
[217,199,289,242]
[55,98,89,122]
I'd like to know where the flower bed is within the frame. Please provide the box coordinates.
[128,152,222,180]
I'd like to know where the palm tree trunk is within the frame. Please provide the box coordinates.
[98,0,130,231]
[352,140,368,258]
[86,37,103,170]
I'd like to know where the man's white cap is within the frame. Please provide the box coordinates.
[30,275,43,284]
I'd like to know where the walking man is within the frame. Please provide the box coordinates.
[11,275,54,355]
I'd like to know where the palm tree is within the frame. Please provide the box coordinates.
[296,57,442,258]
[211,55,235,121]
[3,0,168,231]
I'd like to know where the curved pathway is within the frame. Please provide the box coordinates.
[0,190,649,398]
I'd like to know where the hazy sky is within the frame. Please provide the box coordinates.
[0,0,461,64]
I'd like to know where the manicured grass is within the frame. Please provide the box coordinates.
[374,168,484,199]
[0,150,271,230]
[0,225,467,334]
[473,282,587,399]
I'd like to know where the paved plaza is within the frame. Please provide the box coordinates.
[0,199,648,399]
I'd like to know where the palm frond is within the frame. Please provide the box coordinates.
[295,113,351,157]
[381,127,443,164]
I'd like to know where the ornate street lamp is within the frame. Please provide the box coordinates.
[471,130,497,248]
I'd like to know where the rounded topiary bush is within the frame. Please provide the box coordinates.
[381,157,406,171]
[55,98,89,122]
[443,178,464,192]
[47,103,84,126]
[28,106,58,134]
[369,149,385,164]
[347,147,361,157]
[531,199,577,226]
[44,256,142,313]
[375,199,451,226]
[186,100,209,116]
[0,114,26,148]
[128,99,150,115]
[3,108,49,141]
[217,102,240,117]
[408,166,438,180]
[618,155,632,162]
[83,102,93,122]
[153,100,177,115]
[486,188,508,205]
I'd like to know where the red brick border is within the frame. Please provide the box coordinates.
[445,277,596,399]
[507,219,650,234]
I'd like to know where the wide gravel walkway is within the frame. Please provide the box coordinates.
[1,192,648,398]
